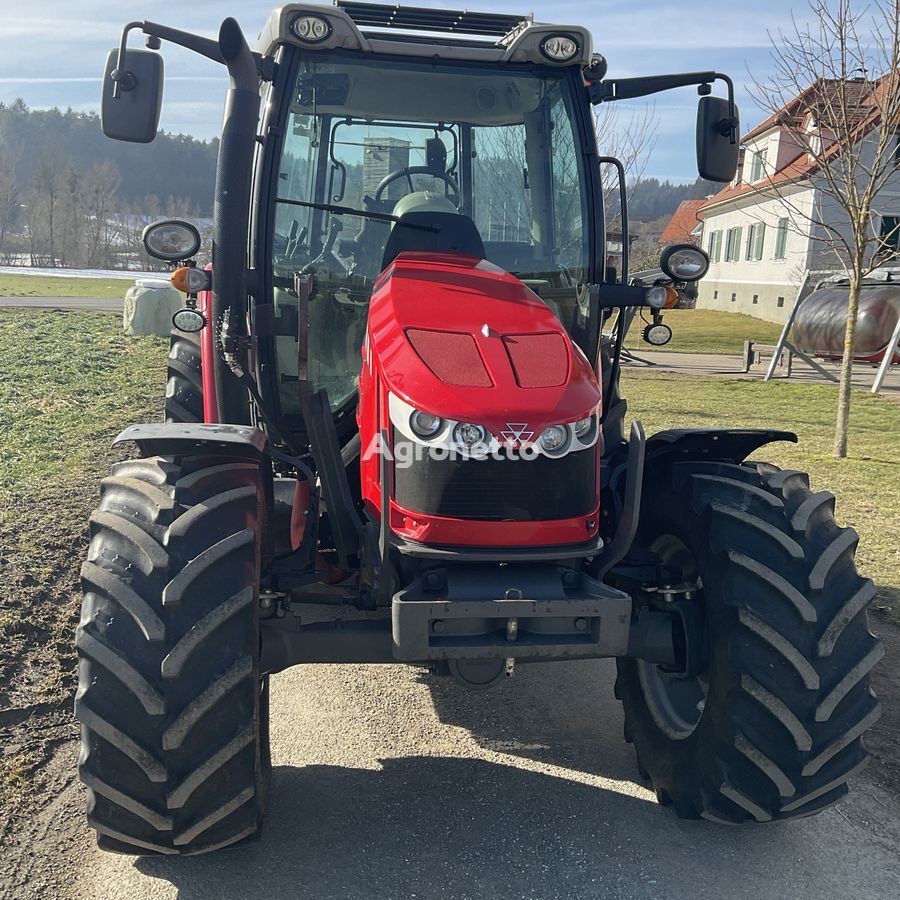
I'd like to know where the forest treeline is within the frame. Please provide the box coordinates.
[0,101,217,268]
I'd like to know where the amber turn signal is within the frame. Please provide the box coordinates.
[171,266,211,294]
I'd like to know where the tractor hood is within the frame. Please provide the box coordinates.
[366,253,600,438]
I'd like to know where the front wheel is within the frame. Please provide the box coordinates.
[616,460,882,822]
[76,453,270,854]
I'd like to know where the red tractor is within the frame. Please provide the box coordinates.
[79,2,882,855]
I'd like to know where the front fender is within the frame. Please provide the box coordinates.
[112,422,267,459]
[644,428,797,467]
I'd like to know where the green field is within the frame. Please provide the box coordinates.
[623,308,784,355]
[0,273,134,298]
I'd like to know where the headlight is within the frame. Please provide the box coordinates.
[291,14,332,42]
[540,35,579,62]
[453,422,487,449]
[573,416,594,438]
[540,424,569,454]
[409,410,443,439]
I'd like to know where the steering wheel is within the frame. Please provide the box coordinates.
[374,166,460,208]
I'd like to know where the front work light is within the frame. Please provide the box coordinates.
[173,308,206,333]
[540,35,579,62]
[291,14,332,42]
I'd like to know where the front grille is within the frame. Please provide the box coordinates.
[393,445,597,521]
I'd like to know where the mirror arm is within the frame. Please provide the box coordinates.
[110,19,274,101]
[591,71,738,145]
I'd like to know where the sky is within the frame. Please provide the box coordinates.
[0,0,813,182]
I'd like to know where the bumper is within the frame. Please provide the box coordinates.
[391,565,631,662]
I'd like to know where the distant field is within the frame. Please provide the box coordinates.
[0,274,134,298]
[623,308,784,355]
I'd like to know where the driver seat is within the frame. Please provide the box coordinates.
[381,211,485,271]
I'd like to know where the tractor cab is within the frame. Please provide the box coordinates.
[260,10,601,437]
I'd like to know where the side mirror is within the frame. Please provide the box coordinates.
[101,48,163,143]
[696,96,739,182]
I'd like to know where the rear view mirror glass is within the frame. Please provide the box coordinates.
[101,48,163,143]
[696,96,739,183]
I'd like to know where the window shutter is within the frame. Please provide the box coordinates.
[775,218,788,259]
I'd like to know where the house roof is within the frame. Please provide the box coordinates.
[658,199,706,244]
[700,77,887,215]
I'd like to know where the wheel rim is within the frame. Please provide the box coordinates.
[636,534,708,741]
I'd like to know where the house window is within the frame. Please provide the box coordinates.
[710,230,723,263]
[752,294,759,304]
[731,292,737,302]
[774,218,788,260]
[894,131,900,165]
[745,223,766,261]
[751,148,766,181]
[777,296,785,308]
[880,215,900,258]
[754,222,766,260]
[725,226,743,261]
[713,290,718,299]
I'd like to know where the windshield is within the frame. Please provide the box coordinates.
[269,52,594,416]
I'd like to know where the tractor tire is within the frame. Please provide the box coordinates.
[76,454,270,855]
[165,330,203,423]
[615,460,882,823]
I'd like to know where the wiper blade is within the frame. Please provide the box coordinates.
[275,197,439,233]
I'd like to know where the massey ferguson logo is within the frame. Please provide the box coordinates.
[500,423,534,446]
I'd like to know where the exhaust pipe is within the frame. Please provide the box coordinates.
[211,17,258,424]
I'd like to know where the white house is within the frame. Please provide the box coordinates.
[697,79,900,324]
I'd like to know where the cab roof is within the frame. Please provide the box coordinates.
[256,1,593,67]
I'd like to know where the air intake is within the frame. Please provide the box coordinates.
[335,2,531,38]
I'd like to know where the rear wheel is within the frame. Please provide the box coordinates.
[76,454,270,855]
[616,460,882,822]
[165,330,203,423]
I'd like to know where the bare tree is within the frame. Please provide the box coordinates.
[752,0,900,458]
[82,161,122,267]
[0,147,20,261]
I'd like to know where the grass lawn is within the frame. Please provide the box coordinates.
[622,367,900,620]
[0,273,135,298]
[623,308,784,355]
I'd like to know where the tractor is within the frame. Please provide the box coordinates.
[78,1,882,855]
